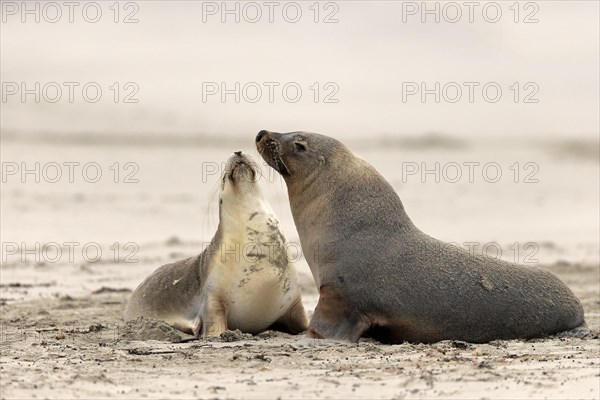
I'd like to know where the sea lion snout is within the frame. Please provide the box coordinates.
[256,131,292,177]
[256,130,284,146]
[224,152,258,184]
[256,130,270,143]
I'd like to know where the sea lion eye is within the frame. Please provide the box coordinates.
[294,142,307,152]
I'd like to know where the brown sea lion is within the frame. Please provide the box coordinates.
[256,130,587,343]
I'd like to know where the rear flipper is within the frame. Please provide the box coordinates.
[554,323,591,339]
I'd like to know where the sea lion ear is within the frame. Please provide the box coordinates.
[318,156,325,164]
[294,142,307,152]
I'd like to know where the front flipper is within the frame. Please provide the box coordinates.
[269,296,309,334]
[201,296,228,337]
[172,315,202,337]
[307,285,370,342]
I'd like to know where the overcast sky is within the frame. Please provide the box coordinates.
[1,1,598,139]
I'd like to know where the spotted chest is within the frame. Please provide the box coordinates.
[210,212,297,333]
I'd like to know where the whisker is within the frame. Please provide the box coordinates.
[202,177,221,240]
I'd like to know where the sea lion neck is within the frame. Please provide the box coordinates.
[286,157,416,249]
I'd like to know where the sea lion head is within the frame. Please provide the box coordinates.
[256,130,345,187]
[220,151,261,205]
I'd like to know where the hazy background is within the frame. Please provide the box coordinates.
[1,1,599,275]
[1,0,598,139]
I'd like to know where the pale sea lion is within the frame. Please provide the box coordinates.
[256,130,587,343]
[124,151,308,337]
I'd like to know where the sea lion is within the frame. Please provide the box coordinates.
[256,130,587,343]
[124,151,308,337]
